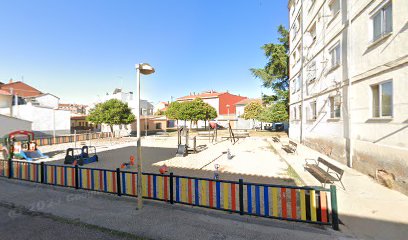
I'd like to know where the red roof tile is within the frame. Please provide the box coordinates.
[0,81,42,97]
[235,98,262,105]
[177,91,225,100]
[0,89,11,95]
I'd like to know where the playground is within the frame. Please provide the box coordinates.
[0,127,296,185]
[28,129,297,185]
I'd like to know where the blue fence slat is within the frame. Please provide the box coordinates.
[153,175,157,199]
[176,177,180,202]
[255,185,261,215]
[79,169,83,188]
[122,172,126,194]
[247,184,252,214]
[103,170,107,192]
[264,186,269,216]
[216,181,221,209]
[91,170,95,190]
[194,179,199,205]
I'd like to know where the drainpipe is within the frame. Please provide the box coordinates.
[347,1,353,168]
[299,0,305,144]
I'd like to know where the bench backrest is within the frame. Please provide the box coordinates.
[317,157,344,177]
[289,140,297,147]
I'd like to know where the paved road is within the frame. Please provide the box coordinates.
[0,178,351,240]
[0,204,146,240]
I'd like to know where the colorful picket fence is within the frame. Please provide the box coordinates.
[0,160,339,229]
[173,176,239,212]
[0,160,9,177]
[9,161,42,182]
[242,183,330,224]
[34,132,110,146]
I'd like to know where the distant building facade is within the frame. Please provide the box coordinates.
[288,0,408,193]
[0,80,71,136]
[176,90,247,128]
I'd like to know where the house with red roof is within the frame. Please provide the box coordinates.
[0,79,70,136]
[177,90,247,117]
[175,90,247,128]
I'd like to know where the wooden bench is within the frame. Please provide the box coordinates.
[272,136,280,143]
[282,140,297,154]
[305,157,345,189]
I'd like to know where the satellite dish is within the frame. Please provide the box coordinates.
[304,32,314,48]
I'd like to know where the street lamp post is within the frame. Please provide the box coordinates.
[226,104,230,119]
[135,63,155,210]
[226,104,230,127]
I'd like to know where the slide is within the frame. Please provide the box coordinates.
[20,150,49,161]
[176,144,187,157]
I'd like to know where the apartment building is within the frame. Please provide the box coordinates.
[288,0,408,193]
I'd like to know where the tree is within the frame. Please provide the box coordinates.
[190,98,217,130]
[243,101,264,128]
[250,25,289,107]
[258,102,289,123]
[165,101,182,125]
[169,99,217,129]
[87,99,135,135]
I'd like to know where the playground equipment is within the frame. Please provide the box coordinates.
[213,164,220,180]
[197,122,218,142]
[121,155,135,169]
[64,145,98,166]
[3,130,49,161]
[175,127,197,157]
[159,164,168,174]
[221,122,249,144]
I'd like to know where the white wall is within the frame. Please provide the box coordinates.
[0,104,70,133]
[34,94,59,109]
[0,94,11,108]
[202,98,219,115]
[0,114,32,136]
[235,105,245,117]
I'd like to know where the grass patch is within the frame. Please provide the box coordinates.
[266,140,304,186]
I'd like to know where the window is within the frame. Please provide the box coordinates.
[329,0,340,16]
[298,105,302,120]
[293,51,297,65]
[310,101,317,120]
[372,81,393,117]
[296,76,302,92]
[329,95,341,118]
[291,79,296,94]
[372,3,392,41]
[156,123,162,129]
[297,44,302,63]
[307,60,316,82]
[309,22,316,42]
[293,107,297,120]
[330,43,341,68]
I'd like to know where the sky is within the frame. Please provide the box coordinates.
[0,0,288,105]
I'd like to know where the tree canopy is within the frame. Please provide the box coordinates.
[242,101,264,122]
[165,101,182,121]
[165,99,217,127]
[87,99,135,133]
[250,25,289,107]
[258,102,289,123]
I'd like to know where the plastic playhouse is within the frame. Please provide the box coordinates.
[64,146,98,166]
[3,130,49,161]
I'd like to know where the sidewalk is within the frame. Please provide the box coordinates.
[269,137,408,240]
[0,178,349,240]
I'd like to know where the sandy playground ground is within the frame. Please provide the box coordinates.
[34,135,299,185]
